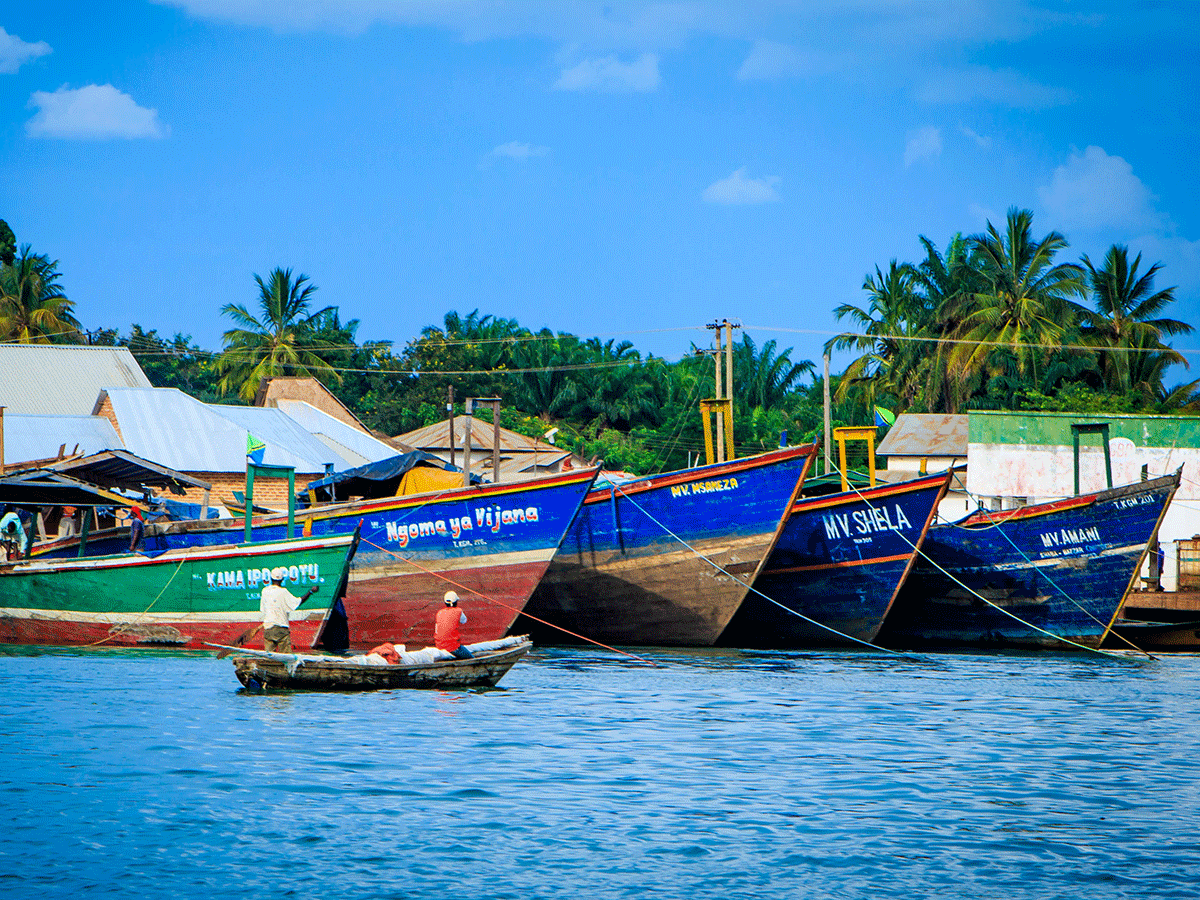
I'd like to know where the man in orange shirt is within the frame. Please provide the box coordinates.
[435,590,474,659]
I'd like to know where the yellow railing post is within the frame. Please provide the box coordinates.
[699,399,733,466]
[832,426,878,492]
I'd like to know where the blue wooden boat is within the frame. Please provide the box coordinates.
[878,470,1181,649]
[718,469,954,647]
[520,445,817,646]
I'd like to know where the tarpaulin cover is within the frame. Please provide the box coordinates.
[302,451,475,502]
[396,465,464,495]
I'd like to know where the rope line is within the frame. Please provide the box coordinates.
[82,555,187,647]
[357,536,656,667]
[954,488,1163,656]
[608,482,910,656]
[823,460,1150,661]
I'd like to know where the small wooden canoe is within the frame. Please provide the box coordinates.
[229,638,533,691]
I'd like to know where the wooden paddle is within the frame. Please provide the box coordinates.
[216,624,262,659]
[217,523,358,660]
[215,583,321,659]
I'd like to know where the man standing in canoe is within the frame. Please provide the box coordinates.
[261,567,319,653]
[435,591,474,659]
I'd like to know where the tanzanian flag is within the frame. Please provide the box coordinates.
[246,432,266,465]
[874,406,895,428]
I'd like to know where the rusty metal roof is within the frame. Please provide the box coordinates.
[49,449,211,495]
[877,414,968,457]
[397,415,558,455]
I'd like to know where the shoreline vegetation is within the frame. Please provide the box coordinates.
[2,208,1195,474]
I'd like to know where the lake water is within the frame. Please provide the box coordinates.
[2,645,1199,899]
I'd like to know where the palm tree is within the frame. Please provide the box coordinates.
[0,246,81,343]
[406,309,530,401]
[1081,245,1192,398]
[569,338,666,431]
[827,260,928,415]
[908,233,986,412]
[215,267,339,400]
[510,330,587,421]
[734,334,814,413]
[948,208,1086,388]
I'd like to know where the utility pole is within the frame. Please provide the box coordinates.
[447,385,455,469]
[724,319,733,425]
[462,399,473,487]
[823,352,832,475]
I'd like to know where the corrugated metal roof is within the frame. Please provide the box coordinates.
[212,403,358,467]
[104,388,351,474]
[2,414,123,466]
[49,449,211,494]
[275,400,397,466]
[876,414,968,457]
[0,345,151,415]
[489,452,573,481]
[398,415,557,454]
[0,469,139,508]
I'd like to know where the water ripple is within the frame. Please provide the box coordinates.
[2,647,1200,898]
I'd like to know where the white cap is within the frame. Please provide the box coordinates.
[270,567,286,583]
[443,590,459,606]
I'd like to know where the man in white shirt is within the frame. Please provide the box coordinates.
[260,566,319,653]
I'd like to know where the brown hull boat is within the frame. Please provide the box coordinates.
[227,638,533,691]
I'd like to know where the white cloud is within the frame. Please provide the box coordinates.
[737,40,812,81]
[0,26,51,73]
[155,0,712,48]
[959,124,992,149]
[555,53,660,92]
[904,126,941,166]
[702,168,780,205]
[26,85,168,140]
[491,141,550,160]
[967,203,1000,229]
[916,66,1074,109]
[1038,146,1162,233]
[1136,233,1200,299]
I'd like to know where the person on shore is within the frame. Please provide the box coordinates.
[260,566,319,653]
[128,507,145,552]
[435,590,474,659]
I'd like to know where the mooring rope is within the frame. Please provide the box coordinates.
[358,536,657,667]
[823,461,1151,661]
[955,494,1157,655]
[609,481,911,655]
[82,555,188,648]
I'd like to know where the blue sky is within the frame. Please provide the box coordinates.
[2,1,1198,377]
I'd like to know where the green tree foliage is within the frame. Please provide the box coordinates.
[0,245,81,343]
[215,268,341,401]
[826,260,927,415]
[508,329,587,421]
[15,204,1195,477]
[907,233,986,413]
[833,209,1194,420]
[125,325,224,401]
[403,309,529,404]
[947,208,1087,387]
[1080,245,1192,400]
[734,334,814,413]
[0,220,15,268]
